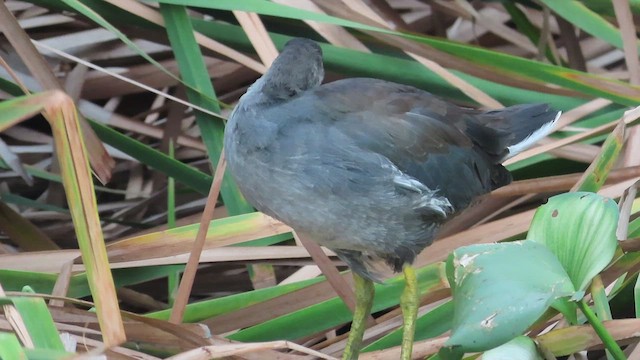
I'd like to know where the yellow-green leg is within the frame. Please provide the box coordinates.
[342,273,375,360]
[400,264,418,360]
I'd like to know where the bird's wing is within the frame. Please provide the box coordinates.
[309,78,510,210]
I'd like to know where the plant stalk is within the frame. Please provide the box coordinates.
[578,300,627,360]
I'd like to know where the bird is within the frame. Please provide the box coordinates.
[224,38,560,360]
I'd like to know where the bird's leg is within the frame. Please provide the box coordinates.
[342,273,375,360]
[400,264,418,360]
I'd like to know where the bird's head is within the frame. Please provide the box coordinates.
[260,38,324,101]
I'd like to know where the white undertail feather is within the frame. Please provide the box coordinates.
[506,110,562,158]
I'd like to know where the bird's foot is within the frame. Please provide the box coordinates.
[342,273,375,360]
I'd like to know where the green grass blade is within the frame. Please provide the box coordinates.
[635,274,640,318]
[88,120,212,195]
[159,4,252,214]
[0,333,27,360]
[7,295,65,351]
[228,263,446,342]
[573,121,625,192]
[540,0,634,51]
[363,300,453,352]
[146,276,324,322]
[165,1,640,106]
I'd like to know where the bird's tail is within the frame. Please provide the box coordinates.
[480,104,561,159]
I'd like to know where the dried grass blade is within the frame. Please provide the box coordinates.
[296,232,357,313]
[0,91,123,345]
[612,0,640,85]
[166,341,335,360]
[0,2,113,183]
[612,0,640,169]
[492,165,640,197]
[43,91,125,345]
[617,181,638,240]
[105,0,266,74]
[277,0,369,51]
[169,153,226,324]
[0,284,33,348]
[505,104,640,166]
[0,198,58,251]
[233,11,279,66]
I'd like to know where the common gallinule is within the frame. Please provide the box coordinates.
[224,38,559,360]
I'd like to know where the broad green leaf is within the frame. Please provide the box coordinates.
[483,336,542,360]
[527,192,619,291]
[443,241,574,352]
[0,333,27,360]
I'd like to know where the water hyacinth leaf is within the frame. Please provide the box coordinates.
[527,192,619,291]
[443,241,574,352]
[483,336,542,360]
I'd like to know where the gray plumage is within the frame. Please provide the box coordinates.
[224,38,559,282]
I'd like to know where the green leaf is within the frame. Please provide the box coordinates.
[363,301,453,352]
[88,120,212,195]
[483,336,542,360]
[156,0,392,34]
[573,122,625,192]
[444,241,574,352]
[527,192,619,291]
[539,0,635,52]
[635,274,640,318]
[146,276,324,322]
[5,296,65,351]
[177,1,640,106]
[159,4,252,215]
[0,333,27,360]
[228,263,446,342]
